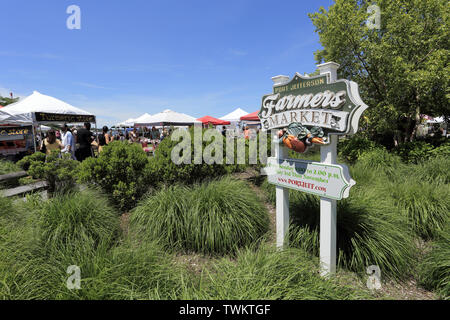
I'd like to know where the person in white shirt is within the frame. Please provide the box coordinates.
[61,124,76,160]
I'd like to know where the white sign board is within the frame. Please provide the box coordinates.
[264,157,355,200]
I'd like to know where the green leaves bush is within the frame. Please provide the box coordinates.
[394,141,435,164]
[130,177,270,255]
[147,127,270,185]
[18,151,79,194]
[17,152,45,171]
[338,134,379,164]
[77,141,153,212]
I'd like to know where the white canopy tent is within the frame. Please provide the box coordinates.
[116,118,136,127]
[133,113,153,125]
[219,108,249,122]
[0,91,96,152]
[0,91,93,125]
[114,113,154,128]
[426,116,445,124]
[134,109,201,126]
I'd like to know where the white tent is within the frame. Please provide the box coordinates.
[133,113,153,126]
[219,108,249,122]
[117,118,136,127]
[134,109,201,126]
[0,91,93,125]
[427,116,445,124]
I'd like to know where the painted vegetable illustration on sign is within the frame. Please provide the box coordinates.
[278,123,325,153]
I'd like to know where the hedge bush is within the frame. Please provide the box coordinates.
[147,127,270,185]
[338,134,379,164]
[130,177,270,255]
[77,141,153,211]
[394,141,435,164]
[17,151,78,195]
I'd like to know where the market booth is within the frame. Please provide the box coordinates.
[240,111,261,129]
[197,115,230,127]
[0,91,96,155]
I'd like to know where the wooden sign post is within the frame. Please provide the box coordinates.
[318,62,339,276]
[260,62,368,276]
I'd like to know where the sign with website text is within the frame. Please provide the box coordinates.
[264,157,355,200]
[258,73,368,144]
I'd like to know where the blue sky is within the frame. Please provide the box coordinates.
[1,0,333,126]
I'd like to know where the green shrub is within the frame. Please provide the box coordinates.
[188,245,374,300]
[18,151,78,195]
[17,152,45,171]
[418,225,450,299]
[38,188,120,254]
[394,141,435,164]
[338,134,379,164]
[148,127,270,185]
[261,179,416,279]
[428,142,450,158]
[77,141,153,211]
[130,177,270,255]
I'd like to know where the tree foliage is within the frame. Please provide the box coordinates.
[0,95,19,106]
[309,0,449,144]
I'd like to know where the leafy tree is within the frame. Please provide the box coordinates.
[309,0,449,145]
[0,95,19,106]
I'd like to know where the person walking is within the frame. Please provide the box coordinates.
[98,126,113,153]
[41,130,63,156]
[76,122,95,162]
[61,124,76,160]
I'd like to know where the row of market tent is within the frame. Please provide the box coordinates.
[114,107,261,129]
[0,91,262,157]
[0,91,261,129]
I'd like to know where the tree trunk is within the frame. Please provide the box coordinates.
[409,106,421,142]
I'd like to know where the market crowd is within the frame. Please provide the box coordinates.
[39,123,169,161]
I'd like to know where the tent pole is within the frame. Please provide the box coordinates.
[32,125,37,153]
[94,120,98,157]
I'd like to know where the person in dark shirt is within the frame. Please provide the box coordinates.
[76,122,94,161]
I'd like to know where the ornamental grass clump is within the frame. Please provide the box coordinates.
[38,188,120,254]
[130,177,270,255]
[188,245,374,300]
[261,179,416,279]
[418,225,450,299]
[0,159,21,175]
[382,177,449,240]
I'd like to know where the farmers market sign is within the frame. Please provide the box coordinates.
[258,73,369,144]
[264,157,355,200]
